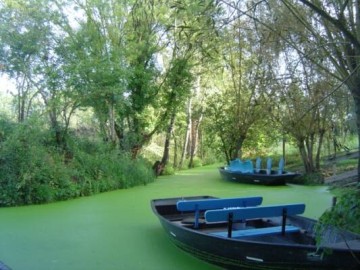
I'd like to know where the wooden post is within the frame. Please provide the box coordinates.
[332,197,337,208]
[281,208,287,235]
[227,212,233,238]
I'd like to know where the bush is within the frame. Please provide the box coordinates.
[73,145,155,195]
[162,165,175,175]
[317,188,360,234]
[0,118,156,206]
[0,119,79,205]
[190,157,203,168]
[287,172,324,185]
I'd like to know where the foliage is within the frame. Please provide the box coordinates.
[288,172,323,185]
[205,11,277,163]
[161,165,175,176]
[0,117,75,205]
[201,149,222,166]
[72,141,156,192]
[1,0,360,205]
[189,157,203,168]
[317,188,360,235]
[0,117,155,206]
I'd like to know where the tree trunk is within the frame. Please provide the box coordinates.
[298,143,311,173]
[179,97,192,169]
[233,134,246,160]
[16,77,26,122]
[173,130,178,168]
[188,113,203,168]
[352,93,360,182]
[298,138,318,174]
[219,135,231,164]
[315,130,325,170]
[346,72,360,183]
[282,137,286,164]
[305,135,315,172]
[108,102,117,144]
[154,110,176,176]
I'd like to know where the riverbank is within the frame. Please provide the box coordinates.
[0,165,334,270]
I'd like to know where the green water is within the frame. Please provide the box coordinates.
[0,165,333,270]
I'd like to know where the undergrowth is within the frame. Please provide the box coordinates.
[0,118,155,206]
[317,187,360,234]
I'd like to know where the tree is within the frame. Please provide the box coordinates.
[59,0,169,156]
[0,0,79,151]
[156,0,221,173]
[206,9,275,163]
[218,0,360,179]
[0,0,50,122]
[273,65,343,174]
[260,0,360,180]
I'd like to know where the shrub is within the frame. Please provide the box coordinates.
[317,188,360,234]
[287,172,324,185]
[0,119,156,206]
[73,145,155,195]
[162,165,175,175]
[0,119,80,206]
[190,157,203,168]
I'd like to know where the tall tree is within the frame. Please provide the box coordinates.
[0,0,79,151]
[157,0,221,172]
[256,0,360,180]
[0,0,50,122]
[206,9,274,163]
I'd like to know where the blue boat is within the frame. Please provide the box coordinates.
[219,158,300,185]
[151,195,360,270]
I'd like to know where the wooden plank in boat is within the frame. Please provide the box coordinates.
[176,196,263,212]
[205,203,305,223]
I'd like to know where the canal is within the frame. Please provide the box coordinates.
[0,165,333,270]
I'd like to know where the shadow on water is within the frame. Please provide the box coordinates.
[0,165,333,270]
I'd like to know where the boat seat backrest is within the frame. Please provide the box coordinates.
[177,196,263,229]
[205,203,305,238]
[205,203,305,223]
[278,157,284,174]
[255,157,261,173]
[229,159,254,173]
[266,157,272,175]
[176,196,263,212]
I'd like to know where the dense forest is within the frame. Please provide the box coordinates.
[0,0,359,210]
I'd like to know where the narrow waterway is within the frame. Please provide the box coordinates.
[0,165,333,270]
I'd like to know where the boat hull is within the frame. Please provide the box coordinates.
[151,196,360,270]
[219,167,300,185]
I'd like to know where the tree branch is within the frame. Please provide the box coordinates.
[296,0,360,50]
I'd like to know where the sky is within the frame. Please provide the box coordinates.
[0,74,15,96]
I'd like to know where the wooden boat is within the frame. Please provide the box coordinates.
[219,158,300,185]
[218,167,300,185]
[151,195,360,270]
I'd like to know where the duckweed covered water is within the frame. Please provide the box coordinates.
[0,165,333,270]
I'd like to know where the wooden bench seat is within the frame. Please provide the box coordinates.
[205,203,305,238]
[176,196,263,228]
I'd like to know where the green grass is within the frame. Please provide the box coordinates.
[0,164,334,270]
